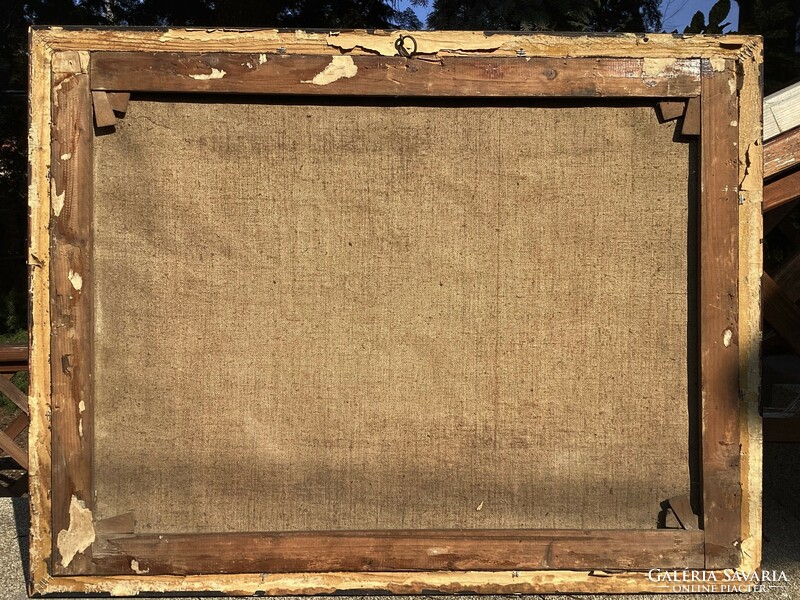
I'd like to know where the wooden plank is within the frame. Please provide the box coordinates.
[31,28,759,63]
[23,567,752,596]
[94,512,136,535]
[27,28,57,594]
[50,51,95,576]
[106,92,130,113]
[2,411,29,441]
[682,96,701,135]
[764,81,800,140]
[0,377,28,414]
[89,53,702,97]
[764,126,800,178]
[763,167,800,212]
[657,100,686,121]
[92,530,705,575]
[0,428,28,470]
[91,91,117,127]
[735,36,763,577]
[763,273,800,357]
[0,344,27,365]
[729,32,764,573]
[668,494,699,530]
[699,59,741,569]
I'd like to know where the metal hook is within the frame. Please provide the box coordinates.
[394,34,417,58]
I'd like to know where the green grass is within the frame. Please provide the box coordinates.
[0,329,26,344]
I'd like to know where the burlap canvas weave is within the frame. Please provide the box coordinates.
[92,99,694,532]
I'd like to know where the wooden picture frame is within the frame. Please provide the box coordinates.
[27,28,763,595]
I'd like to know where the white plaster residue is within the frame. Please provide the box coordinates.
[60,153,72,161]
[294,29,322,40]
[28,181,38,209]
[68,269,83,291]
[79,399,86,413]
[741,141,761,191]
[740,535,757,563]
[157,29,282,44]
[56,495,95,568]
[710,56,727,72]
[723,328,733,347]
[642,58,677,77]
[259,53,268,64]
[302,55,357,86]
[189,68,226,80]
[51,179,65,217]
[476,500,484,511]
[78,418,83,437]
[110,582,143,597]
[131,559,150,574]
[78,51,90,73]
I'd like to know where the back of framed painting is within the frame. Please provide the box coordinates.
[27,28,762,596]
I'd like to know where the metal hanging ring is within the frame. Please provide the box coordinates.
[394,34,417,58]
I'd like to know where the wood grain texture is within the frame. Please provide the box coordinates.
[682,96,701,135]
[27,567,738,596]
[729,40,763,573]
[50,51,95,576]
[27,29,56,595]
[0,344,27,365]
[0,376,28,414]
[763,167,800,212]
[34,27,759,60]
[668,494,699,530]
[94,512,136,535]
[0,343,27,374]
[90,52,701,97]
[2,410,29,441]
[764,125,800,178]
[657,100,686,121]
[91,91,117,127]
[106,91,130,113]
[699,59,742,569]
[91,530,704,575]
[763,81,800,140]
